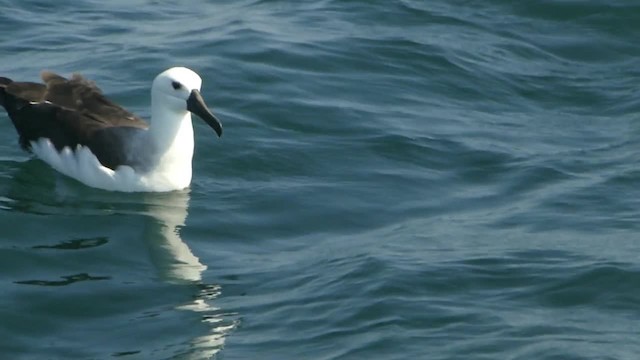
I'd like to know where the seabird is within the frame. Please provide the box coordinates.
[0,67,222,192]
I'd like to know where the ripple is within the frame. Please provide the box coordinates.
[32,237,109,250]
[2,0,640,359]
[15,273,111,286]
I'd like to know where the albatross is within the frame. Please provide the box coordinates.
[0,67,222,192]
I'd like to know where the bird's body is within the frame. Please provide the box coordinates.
[0,67,222,192]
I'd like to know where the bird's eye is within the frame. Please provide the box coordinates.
[171,81,183,90]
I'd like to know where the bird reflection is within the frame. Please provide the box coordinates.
[142,189,232,359]
[143,189,206,283]
[3,160,232,359]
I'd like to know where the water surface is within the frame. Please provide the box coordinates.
[1,0,640,359]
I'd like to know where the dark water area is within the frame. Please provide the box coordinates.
[1,0,640,359]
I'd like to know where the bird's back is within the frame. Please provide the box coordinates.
[0,71,149,169]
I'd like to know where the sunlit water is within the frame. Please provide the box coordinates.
[1,1,640,359]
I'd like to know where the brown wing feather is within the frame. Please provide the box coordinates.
[40,71,148,129]
[4,81,47,104]
[1,71,150,169]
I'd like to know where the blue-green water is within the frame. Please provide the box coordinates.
[1,1,640,359]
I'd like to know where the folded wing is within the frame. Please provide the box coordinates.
[0,72,149,169]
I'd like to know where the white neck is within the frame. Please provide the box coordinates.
[146,95,195,188]
[151,109,193,150]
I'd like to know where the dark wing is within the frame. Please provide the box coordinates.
[0,71,149,169]
[40,72,148,128]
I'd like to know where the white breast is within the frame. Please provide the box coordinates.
[30,138,192,192]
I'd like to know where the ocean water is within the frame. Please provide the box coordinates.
[1,0,640,359]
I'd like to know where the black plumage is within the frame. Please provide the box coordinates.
[0,72,149,170]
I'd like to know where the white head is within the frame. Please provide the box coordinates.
[151,67,223,137]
